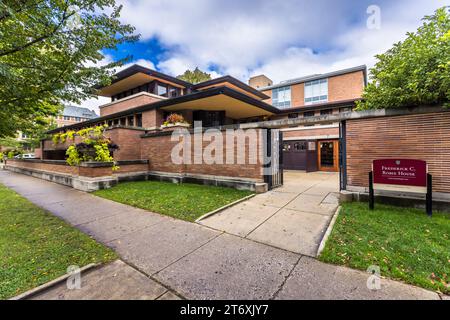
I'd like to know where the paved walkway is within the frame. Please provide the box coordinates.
[200,171,340,256]
[0,170,442,300]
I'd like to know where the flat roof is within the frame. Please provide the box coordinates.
[95,64,192,90]
[47,86,279,134]
[260,65,367,91]
[192,76,270,100]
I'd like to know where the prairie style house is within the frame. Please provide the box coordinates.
[43,64,366,173]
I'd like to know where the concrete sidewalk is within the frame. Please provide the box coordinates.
[0,170,442,300]
[200,171,340,256]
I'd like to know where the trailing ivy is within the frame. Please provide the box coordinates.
[52,125,119,170]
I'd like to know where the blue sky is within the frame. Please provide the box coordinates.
[85,0,446,111]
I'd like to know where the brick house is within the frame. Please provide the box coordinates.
[42,64,365,174]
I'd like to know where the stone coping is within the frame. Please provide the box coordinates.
[116,160,149,165]
[79,162,114,168]
[6,159,67,165]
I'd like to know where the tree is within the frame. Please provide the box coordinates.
[177,67,212,84]
[357,6,450,110]
[0,0,139,138]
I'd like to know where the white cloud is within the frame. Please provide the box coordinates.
[76,0,445,113]
[114,0,444,83]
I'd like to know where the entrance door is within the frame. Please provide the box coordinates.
[318,140,339,172]
[283,141,307,170]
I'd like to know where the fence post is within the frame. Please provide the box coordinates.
[369,171,374,210]
[426,174,432,217]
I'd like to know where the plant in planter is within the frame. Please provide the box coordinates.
[162,113,190,128]
[53,124,119,170]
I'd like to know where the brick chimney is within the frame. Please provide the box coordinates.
[248,75,273,89]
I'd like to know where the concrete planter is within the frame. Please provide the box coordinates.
[161,123,191,131]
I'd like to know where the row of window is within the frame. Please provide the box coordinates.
[111,81,182,102]
[59,115,84,122]
[286,107,352,119]
[105,114,143,128]
[272,78,329,109]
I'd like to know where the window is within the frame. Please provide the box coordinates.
[107,120,113,126]
[303,111,315,117]
[135,114,143,127]
[64,116,71,121]
[127,116,134,127]
[74,117,81,122]
[320,109,332,116]
[288,113,299,119]
[157,84,168,97]
[294,142,307,151]
[272,86,291,109]
[120,118,126,126]
[305,79,328,105]
[168,86,180,98]
[340,107,352,113]
[283,143,291,152]
[113,119,119,125]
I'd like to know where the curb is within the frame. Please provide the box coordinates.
[316,206,341,257]
[9,263,99,300]
[195,194,256,223]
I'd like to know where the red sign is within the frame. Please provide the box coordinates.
[373,159,427,187]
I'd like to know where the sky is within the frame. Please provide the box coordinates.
[82,0,447,113]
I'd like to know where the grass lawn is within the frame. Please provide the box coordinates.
[94,180,254,222]
[0,184,117,300]
[319,202,450,294]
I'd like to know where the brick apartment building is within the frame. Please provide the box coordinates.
[249,65,366,172]
[42,64,366,173]
[55,105,98,127]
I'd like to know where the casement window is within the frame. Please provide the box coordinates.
[127,116,134,126]
[303,111,315,117]
[320,109,332,116]
[272,86,291,109]
[135,114,143,127]
[304,79,328,105]
[340,107,352,113]
[157,84,168,97]
[64,116,71,121]
[288,113,299,119]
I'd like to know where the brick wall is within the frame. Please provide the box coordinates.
[106,127,145,161]
[142,109,164,128]
[346,112,450,193]
[141,129,265,181]
[283,126,339,139]
[116,163,150,174]
[100,93,164,117]
[328,71,364,102]
[6,159,78,175]
[6,159,113,178]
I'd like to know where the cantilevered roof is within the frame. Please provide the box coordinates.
[192,76,270,100]
[47,86,279,134]
[94,64,192,97]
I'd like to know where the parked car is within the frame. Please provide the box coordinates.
[14,153,35,159]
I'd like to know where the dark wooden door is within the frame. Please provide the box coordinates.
[283,141,307,170]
